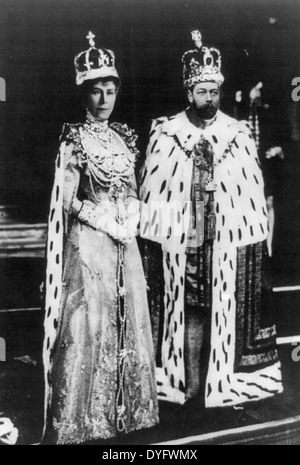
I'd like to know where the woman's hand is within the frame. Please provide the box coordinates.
[104,219,133,245]
[111,198,140,245]
[77,199,138,246]
[127,198,140,238]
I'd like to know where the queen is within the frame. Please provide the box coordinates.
[42,32,159,444]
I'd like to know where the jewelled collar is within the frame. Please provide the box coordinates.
[85,110,109,130]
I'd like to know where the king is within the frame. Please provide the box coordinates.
[139,30,283,408]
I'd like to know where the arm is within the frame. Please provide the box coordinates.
[72,164,139,244]
[76,199,131,244]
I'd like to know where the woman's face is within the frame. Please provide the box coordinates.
[85,79,117,121]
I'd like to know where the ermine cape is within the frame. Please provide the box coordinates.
[140,110,283,406]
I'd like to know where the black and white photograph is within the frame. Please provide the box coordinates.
[0,0,300,447]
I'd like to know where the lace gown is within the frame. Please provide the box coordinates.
[45,117,159,444]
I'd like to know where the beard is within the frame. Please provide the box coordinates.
[192,101,219,120]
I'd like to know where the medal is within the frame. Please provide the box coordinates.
[205,177,217,192]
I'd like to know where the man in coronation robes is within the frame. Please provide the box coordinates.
[139,31,283,408]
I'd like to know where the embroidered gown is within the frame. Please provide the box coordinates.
[43,114,159,444]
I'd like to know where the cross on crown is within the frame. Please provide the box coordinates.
[86,31,95,47]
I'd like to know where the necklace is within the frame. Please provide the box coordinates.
[79,127,134,197]
[172,131,236,193]
[84,111,114,149]
[79,111,136,200]
[171,127,240,175]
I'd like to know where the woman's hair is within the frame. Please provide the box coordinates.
[79,76,121,99]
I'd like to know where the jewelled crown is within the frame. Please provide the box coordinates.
[74,31,120,86]
[182,30,224,88]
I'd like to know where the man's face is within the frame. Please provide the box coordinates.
[188,82,220,119]
[85,79,117,121]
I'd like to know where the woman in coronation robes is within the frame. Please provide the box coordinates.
[42,32,159,444]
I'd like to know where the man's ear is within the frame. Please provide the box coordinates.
[187,89,193,104]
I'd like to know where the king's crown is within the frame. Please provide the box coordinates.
[182,30,224,88]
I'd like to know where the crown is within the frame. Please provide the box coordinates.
[182,30,224,88]
[74,31,120,86]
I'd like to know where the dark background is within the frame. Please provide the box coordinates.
[0,0,300,283]
[0,0,299,213]
[0,1,300,444]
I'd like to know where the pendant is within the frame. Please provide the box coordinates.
[194,153,204,167]
[205,180,217,192]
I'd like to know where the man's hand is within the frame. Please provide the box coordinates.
[266,146,284,160]
[0,418,19,445]
[249,82,263,106]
